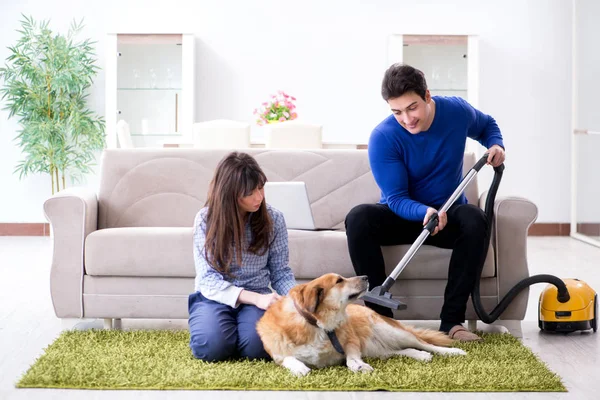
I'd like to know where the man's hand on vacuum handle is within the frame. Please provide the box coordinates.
[423,207,447,236]
[487,144,505,167]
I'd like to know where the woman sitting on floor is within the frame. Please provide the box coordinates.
[188,151,297,361]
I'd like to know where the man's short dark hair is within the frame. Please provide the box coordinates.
[381,64,428,101]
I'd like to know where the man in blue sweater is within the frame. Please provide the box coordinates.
[345,64,505,342]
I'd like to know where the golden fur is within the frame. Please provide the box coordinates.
[256,273,466,376]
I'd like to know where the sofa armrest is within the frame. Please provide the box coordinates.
[43,187,98,318]
[479,192,538,320]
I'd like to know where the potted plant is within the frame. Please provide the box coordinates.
[0,15,105,195]
[253,90,298,126]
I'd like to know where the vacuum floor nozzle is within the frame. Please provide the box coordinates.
[361,286,407,310]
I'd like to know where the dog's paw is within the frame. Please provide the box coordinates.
[396,349,433,362]
[416,351,433,362]
[445,348,467,356]
[290,364,311,377]
[283,356,311,377]
[347,358,374,373]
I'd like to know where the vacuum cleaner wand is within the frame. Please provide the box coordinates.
[361,154,491,311]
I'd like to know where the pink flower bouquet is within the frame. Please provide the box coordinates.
[254,90,298,125]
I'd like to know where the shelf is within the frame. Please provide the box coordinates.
[105,32,195,149]
[117,88,182,91]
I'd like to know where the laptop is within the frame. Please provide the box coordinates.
[264,181,317,230]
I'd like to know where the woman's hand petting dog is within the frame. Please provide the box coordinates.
[256,292,281,310]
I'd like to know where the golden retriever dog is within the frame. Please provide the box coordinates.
[256,273,466,376]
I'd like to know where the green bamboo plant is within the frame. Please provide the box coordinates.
[0,15,105,195]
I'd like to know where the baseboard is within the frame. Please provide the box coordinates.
[0,223,50,236]
[527,223,571,236]
[574,223,600,236]
[528,223,600,236]
[0,222,597,237]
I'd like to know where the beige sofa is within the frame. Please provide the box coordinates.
[44,148,537,333]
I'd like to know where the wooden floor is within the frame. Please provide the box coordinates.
[1,236,598,400]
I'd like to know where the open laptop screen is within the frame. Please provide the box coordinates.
[264,182,316,230]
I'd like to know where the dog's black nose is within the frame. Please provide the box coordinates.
[360,275,368,282]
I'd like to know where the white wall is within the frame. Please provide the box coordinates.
[0,0,585,223]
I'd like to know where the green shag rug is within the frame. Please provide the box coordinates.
[16,330,566,392]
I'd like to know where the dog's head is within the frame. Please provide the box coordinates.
[289,274,369,330]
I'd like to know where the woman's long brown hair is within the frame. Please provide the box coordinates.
[203,152,272,276]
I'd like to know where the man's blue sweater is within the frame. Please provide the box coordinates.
[368,96,504,222]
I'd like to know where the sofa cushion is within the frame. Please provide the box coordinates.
[382,243,495,280]
[287,230,495,280]
[85,228,195,277]
[288,230,356,279]
[85,227,495,281]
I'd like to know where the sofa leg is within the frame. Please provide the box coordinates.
[61,318,83,331]
[62,318,110,331]
[103,318,113,330]
[467,320,477,331]
[113,318,122,330]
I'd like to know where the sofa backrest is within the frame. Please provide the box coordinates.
[97,149,479,230]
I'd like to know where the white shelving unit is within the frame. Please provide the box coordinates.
[386,33,484,159]
[105,33,195,148]
[386,34,479,107]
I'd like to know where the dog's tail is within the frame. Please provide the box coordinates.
[401,324,455,347]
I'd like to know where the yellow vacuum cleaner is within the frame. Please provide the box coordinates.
[362,154,597,334]
[539,279,597,333]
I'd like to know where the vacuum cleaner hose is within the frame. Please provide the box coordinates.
[471,160,571,324]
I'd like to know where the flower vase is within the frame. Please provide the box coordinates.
[264,119,294,147]
[264,121,280,147]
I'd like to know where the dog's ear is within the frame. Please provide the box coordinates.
[290,283,324,314]
[304,286,324,314]
[289,283,304,305]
